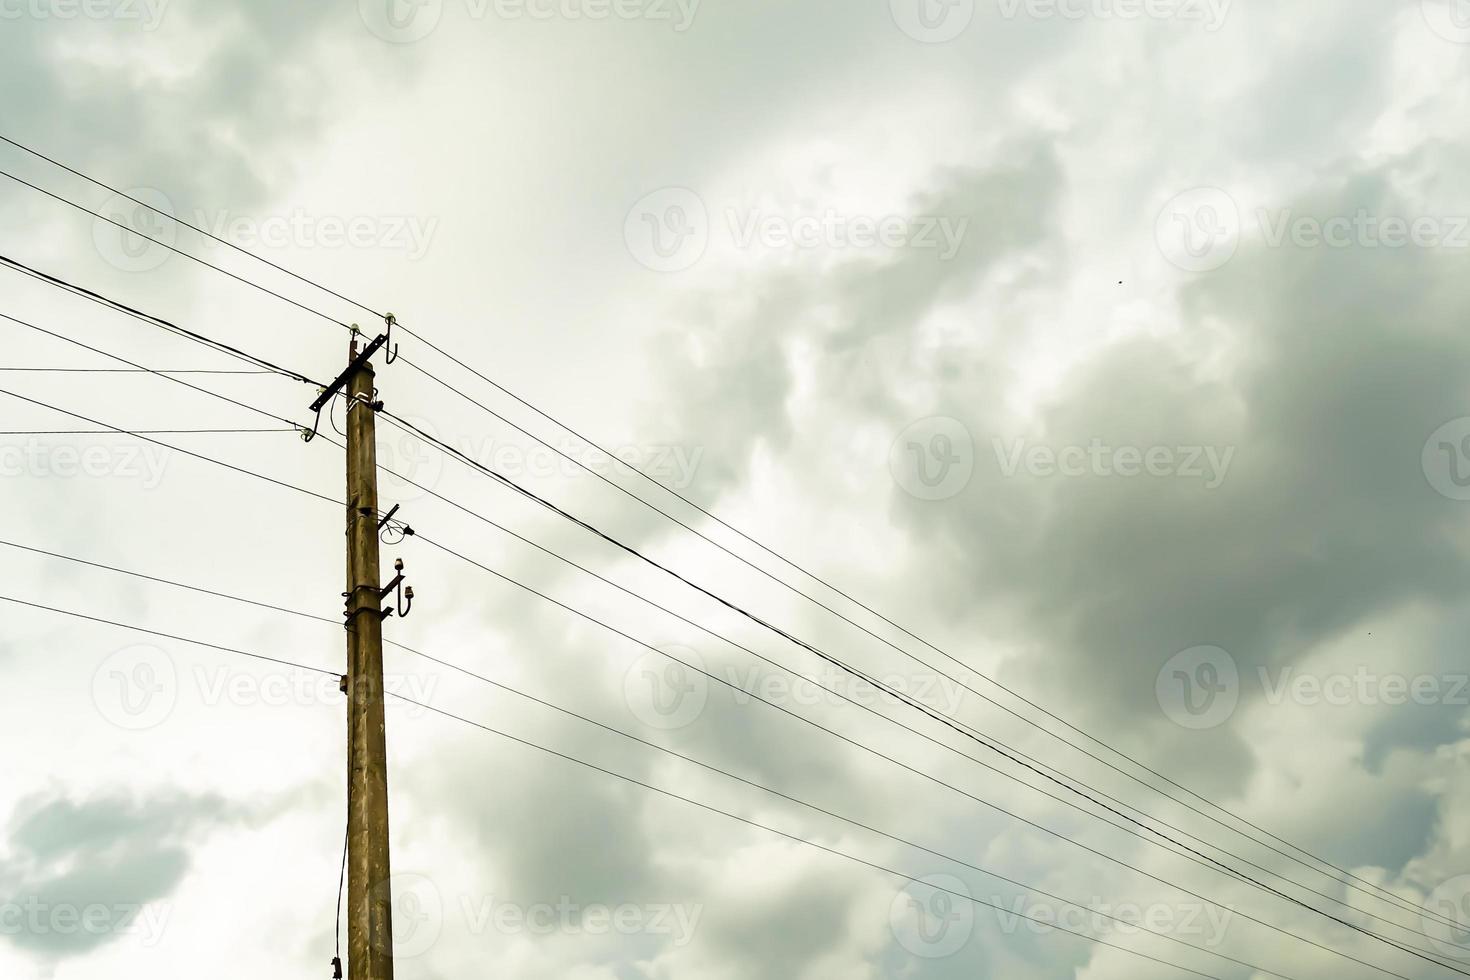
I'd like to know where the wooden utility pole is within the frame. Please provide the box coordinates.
[342,334,395,980]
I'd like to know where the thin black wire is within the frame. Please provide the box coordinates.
[406,531,1462,980]
[4,386,1445,980]
[0,130,1435,925]
[0,172,352,334]
[0,387,340,506]
[0,253,330,387]
[0,133,386,323]
[1,254,1454,959]
[0,593,337,676]
[380,409,1469,963]
[0,534,1316,980]
[0,367,273,374]
[393,352,1455,933]
[394,692,1415,980]
[0,312,305,431]
[0,428,297,435]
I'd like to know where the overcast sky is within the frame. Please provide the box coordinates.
[2,2,1470,978]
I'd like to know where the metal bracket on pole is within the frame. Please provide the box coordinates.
[302,329,389,443]
[378,558,414,620]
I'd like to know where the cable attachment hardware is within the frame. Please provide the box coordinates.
[301,331,391,443]
[331,956,343,979]
[383,312,400,364]
[379,557,414,620]
[377,504,416,545]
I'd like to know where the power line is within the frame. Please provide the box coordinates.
[0,172,351,334]
[0,367,273,374]
[378,409,1469,961]
[393,350,1453,933]
[0,428,297,435]
[396,692,1431,980]
[0,252,329,387]
[0,593,337,677]
[0,133,1441,930]
[9,384,1451,978]
[0,537,1317,980]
